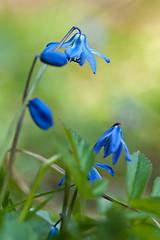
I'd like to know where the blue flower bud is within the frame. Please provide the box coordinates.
[47,225,58,239]
[28,98,54,130]
[40,47,68,66]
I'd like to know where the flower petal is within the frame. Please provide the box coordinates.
[58,175,65,186]
[93,126,114,154]
[65,35,83,59]
[112,142,123,165]
[46,33,79,48]
[110,126,122,153]
[121,139,132,161]
[28,98,54,130]
[94,163,114,176]
[40,51,68,66]
[78,52,86,66]
[91,49,110,63]
[89,167,102,183]
[103,139,111,158]
[82,35,97,74]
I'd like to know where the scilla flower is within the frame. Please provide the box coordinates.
[58,162,114,186]
[28,98,54,130]
[47,225,58,239]
[94,123,132,165]
[43,32,110,74]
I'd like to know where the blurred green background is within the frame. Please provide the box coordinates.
[0,0,160,204]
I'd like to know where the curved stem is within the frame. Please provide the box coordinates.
[0,55,38,206]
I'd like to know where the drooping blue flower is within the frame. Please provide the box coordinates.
[47,225,58,239]
[93,123,132,165]
[58,162,114,186]
[43,32,110,74]
[40,48,68,67]
[28,98,54,130]
[88,162,114,183]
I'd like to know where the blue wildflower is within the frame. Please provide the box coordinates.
[93,123,132,165]
[58,162,114,186]
[89,162,114,183]
[47,225,58,239]
[28,98,54,130]
[44,32,110,74]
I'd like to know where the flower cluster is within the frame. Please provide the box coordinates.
[27,28,132,186]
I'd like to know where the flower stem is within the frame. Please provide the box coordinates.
[60,172,70,231]
[65,188,78,225]
[102,193,160,228]
[19,154,60,221]
[0,55,39,207]
[102,193,138,212]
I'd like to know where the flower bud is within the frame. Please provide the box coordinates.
[47,225,58,239]
[40,49,68,66]
[28,98,54,130]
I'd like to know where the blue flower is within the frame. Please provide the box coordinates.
[44,33,110,74]
[28,98,54,130]
[40,48,68,67]
[58,162,114,186]
[47,225,58,239]
[93,123,132,165]
[89,162,114,183]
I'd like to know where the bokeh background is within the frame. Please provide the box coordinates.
[0,0,160,209]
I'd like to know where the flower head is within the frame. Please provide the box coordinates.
[28,98,54,130]
[43,32,110,74]
[58,162,114,186]
[93,123,132,165]
[47,225,58,239]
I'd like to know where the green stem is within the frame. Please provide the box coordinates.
[102,193,139,212]
[19,154,60,221]
[60,172,70,231]
[66,188,78,225]
[0,56,39,206]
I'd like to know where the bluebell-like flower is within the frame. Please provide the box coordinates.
[93,123,132,165]
[58,162,114,186]
[28,98,54,130]
[89,162,114,183]
[43,33,110,74]
[47,225,58,239]
[40,49,68,67]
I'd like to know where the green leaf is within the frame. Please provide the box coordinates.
[0,219,38,240]
[126,151,152,199]
[54,122,108,199]
[56,142,106,199]
[150,177,160,197]
[132,224,160,240]
[131,197,160,217]
[61,122,94,175]
[1,212,50,240]
[27,215,51,240]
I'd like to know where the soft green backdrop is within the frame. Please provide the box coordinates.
[0,0,160,203]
